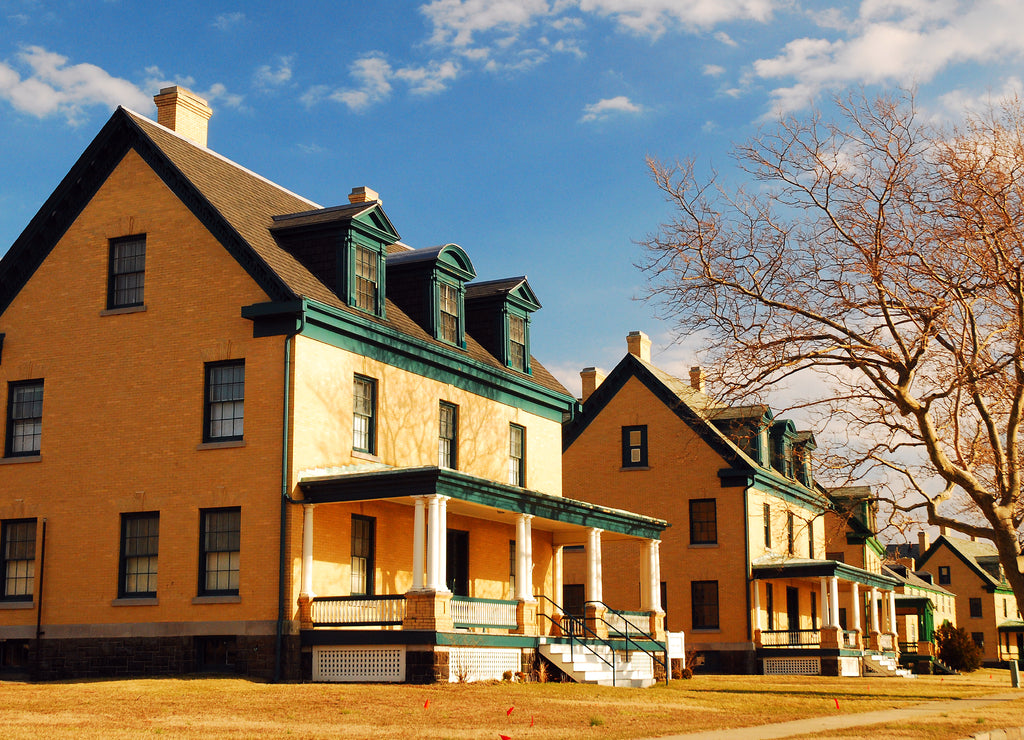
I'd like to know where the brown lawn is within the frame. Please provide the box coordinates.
[0,670,1021,739]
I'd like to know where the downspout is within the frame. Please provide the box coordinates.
[274,310,305,683]
[743,488,752,662]
[33,518,46,680]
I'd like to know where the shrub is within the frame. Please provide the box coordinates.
[935,622,982,672]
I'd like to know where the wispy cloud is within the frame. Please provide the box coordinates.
[144,66,244,110]
[580,95,644,122]
[255,56,294,89]
[0,46,151,122]
[316,53,462,111]
[212,12,245,31]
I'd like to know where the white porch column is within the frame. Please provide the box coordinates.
[515,514,534,601]
[851,582,861,632]
[412,496,426,591]
[553,545,564,609]
[586,527,603,603]
[301,504,316,599]
[437,495,449,592]
[752,580,762,631]
[888,589,897,634]
[870,587,880,631]
[829,576,840,629]
[425,495,442,590]
[819,577,829,628]
[644,539,662,612]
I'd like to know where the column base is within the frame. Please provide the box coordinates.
[585,604,608,639]
[513,600,539,636]
[402,590,454,631]
[298,593,313,630]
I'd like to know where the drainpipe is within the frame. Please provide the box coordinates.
[274,308,305,683]
[33,518,46,680]
[743,487,752,668]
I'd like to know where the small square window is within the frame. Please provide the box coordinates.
[622,425,647,468]
[204,361,244,442]
[353,376,377,454]
[6,380,43,457]
[119,513,158,598]
[1,519,36,601]
[200,508,240,596]
[108,235,146,309]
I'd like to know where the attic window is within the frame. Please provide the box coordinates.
[354,245,378,313]
[508,314,527,372]
[439,282,460,345]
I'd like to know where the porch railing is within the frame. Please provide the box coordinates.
[760,629,822,648]
[310,595,406,627]
[842,631,858,649]
[899,640,917,654]
[603,609,650,637]
[451,596,518,629]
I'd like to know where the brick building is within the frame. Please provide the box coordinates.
[0,88,666,682]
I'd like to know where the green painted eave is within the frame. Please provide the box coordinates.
[752,559,901,590]
[243,298,574,422]
[298,466,668,539]
[723,467,828,513]
[867,536,886,559]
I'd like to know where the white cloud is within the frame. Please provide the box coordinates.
[580,95,644,122]
[330,55,394,110]
[394,60,460,95]
[0,46,151,122]
[324,53,464,111]
[579,0,778,37]
[212,12,245,30]
[754,1,1024,115]
[144,67,244,110]
[703,64,726,76]
[255,56,294,88]
[420,0,551,48]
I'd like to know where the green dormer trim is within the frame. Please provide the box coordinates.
[465,277,541,374]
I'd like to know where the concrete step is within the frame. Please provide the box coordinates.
[539,643,656,687]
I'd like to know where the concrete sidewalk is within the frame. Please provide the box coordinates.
[649,691,1024,740]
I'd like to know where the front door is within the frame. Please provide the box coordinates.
[786,586,800,631]
[1017,633,1023,664]
[446,529,469,596]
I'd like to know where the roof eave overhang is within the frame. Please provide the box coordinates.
[751,559,901,590]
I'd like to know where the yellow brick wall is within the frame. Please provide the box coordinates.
[0,149,283,630]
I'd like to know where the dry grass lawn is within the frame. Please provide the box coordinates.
[1,670,1022,739]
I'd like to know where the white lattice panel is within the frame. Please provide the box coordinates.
[763,657,820,675]
[313,646,406,682]
[448,647,521,682]
[840,657,861,676]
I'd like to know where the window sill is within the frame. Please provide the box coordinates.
[196,440,246,451]
[352,450,380,463]
[192,595,241,605]
[0,455,41,465]
[111,597,158,607]
[691,628,721,634]
[689,543,719,549]
[0,601,34,610]
[620,466,650,472]
[100,305,147,316]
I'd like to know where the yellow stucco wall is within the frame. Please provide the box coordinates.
[0,149,284,634]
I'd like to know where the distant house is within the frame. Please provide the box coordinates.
[917,535,1023,665]
[562,331,902,676]
[0,87,667,683]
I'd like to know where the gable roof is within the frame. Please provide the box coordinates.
[0,107,568,398]
[917,535,1009,591]
[562,352,827,509]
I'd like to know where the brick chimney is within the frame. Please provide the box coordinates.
[918,530,929,556]
[626,330,651,363]
[690,366,706,393]
[580,367,606,403]
[348,186,380,204]
[154,86,212,147]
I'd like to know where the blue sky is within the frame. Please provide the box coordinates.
[2,0,1024,398]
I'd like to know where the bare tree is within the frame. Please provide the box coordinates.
[639,90,1024,611]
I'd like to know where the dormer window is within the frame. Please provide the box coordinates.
[508,313,527,372]
[354,244,378,313]
[438,281,461,345]
[464,277,540,374]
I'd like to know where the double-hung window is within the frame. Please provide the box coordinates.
[354,245,378,313]
[689,499,717,545]
[787,512,795,555]
[1,519,36,601]
[119,513,159,598]
[439,282,460,345]
[200,508,240,596]
[204,361,244,442]
[350,515,375,595]
[508,424,526,487]
[691,580,719,630]
[438,402,457,469]
[108,235,146,309]
[508,315,527,372]
[6,380,43,457]
[353,376,377,454]
[969,597,982,618]
[763,503,771,549]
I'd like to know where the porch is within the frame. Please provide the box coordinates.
[293,466,669,683]
[751,557,902,676]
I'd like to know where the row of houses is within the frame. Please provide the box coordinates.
[0,87,1019,683]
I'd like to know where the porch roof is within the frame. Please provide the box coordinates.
[997,620,1024,633]
[297,466,668,543]
[751,556,900,590]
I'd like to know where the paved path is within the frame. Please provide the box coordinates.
[649,691,1024,740]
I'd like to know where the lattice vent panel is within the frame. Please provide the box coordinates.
[763,657,821,676]
[448,647,521,683]
[840,657,861,677]
[313,646,406,682]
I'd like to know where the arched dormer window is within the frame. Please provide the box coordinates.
[386,243,476,348]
